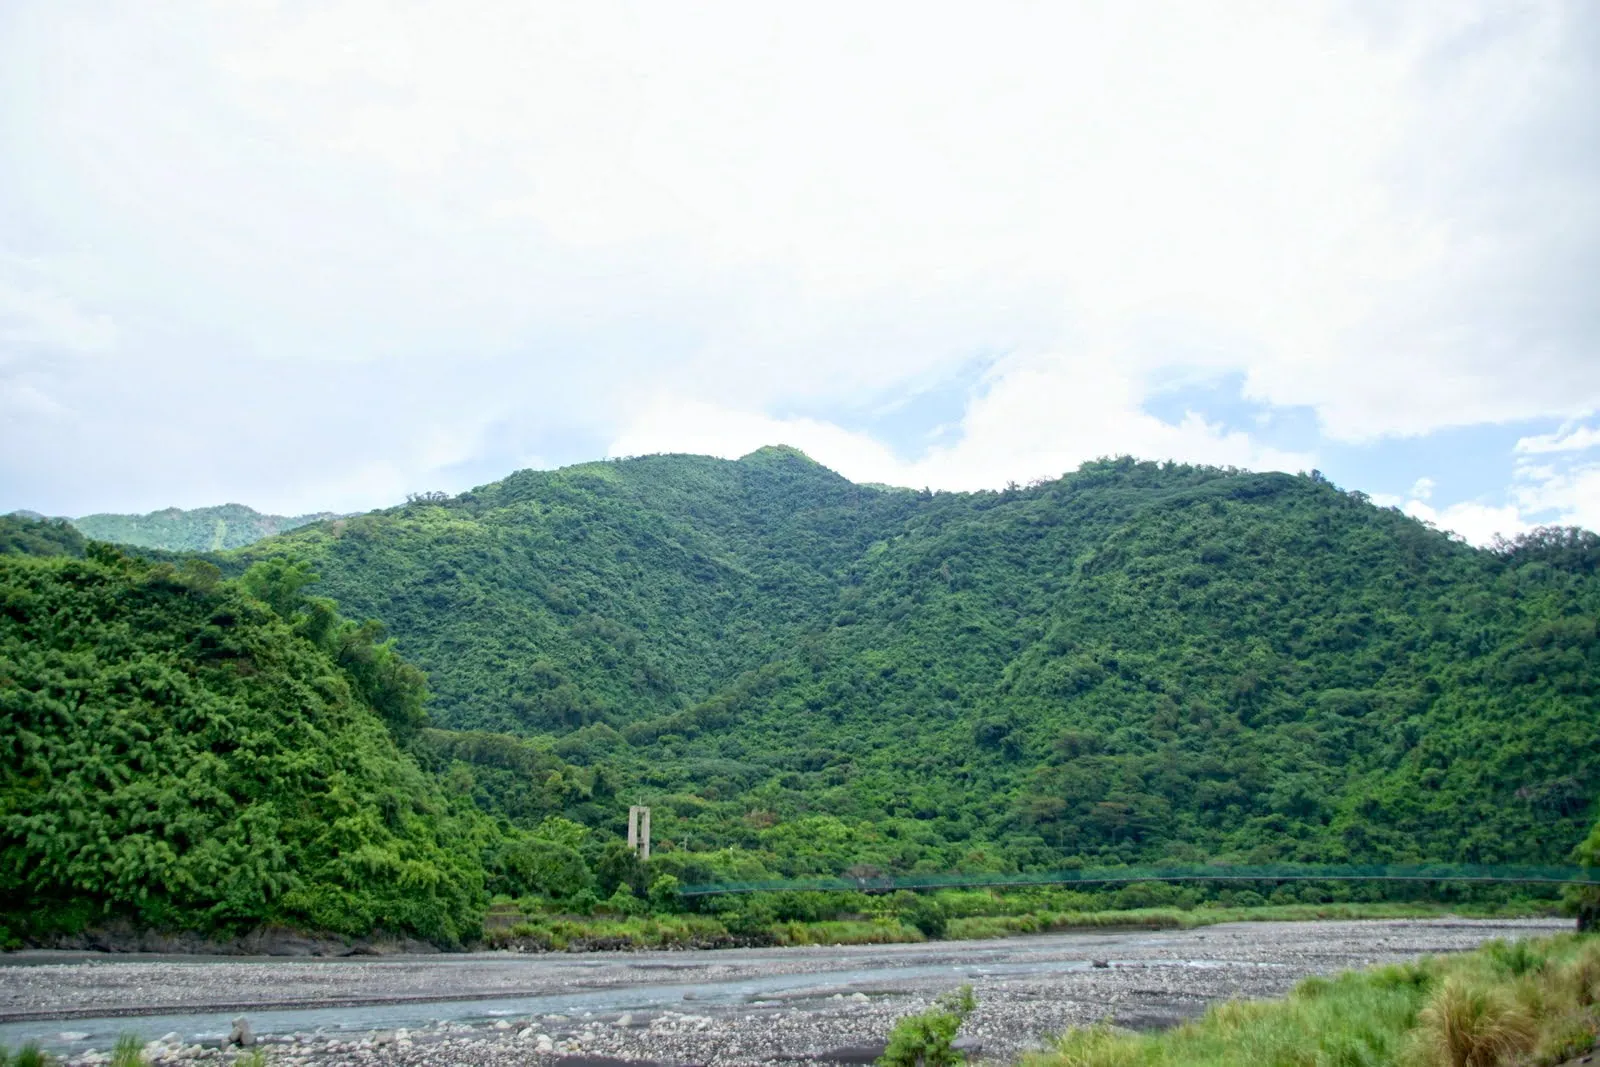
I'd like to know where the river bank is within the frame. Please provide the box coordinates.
[0,918,1568,1065]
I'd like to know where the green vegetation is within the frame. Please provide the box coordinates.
[110,1034,144,1067]
[0,1043,51,1067]
[0,545,495,944]
[1026,932,1600,1067]
[3,449,1598,947]
[0,514,85,558]
[71,503,336,552]
[233,451,1600,880]
[881,985,976,1067]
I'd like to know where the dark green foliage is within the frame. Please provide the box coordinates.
[224,451,1597,881]
[1574,805,1600,931]
[72,504,336,553]
[0,515,84,558]
[895,891,949,939]
[0,546,493,943]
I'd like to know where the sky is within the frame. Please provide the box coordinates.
[1,1,1597,545]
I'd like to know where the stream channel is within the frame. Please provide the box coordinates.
[0,918,1569,1062]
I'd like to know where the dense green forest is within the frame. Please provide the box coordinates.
[0,539,502,943]
[3,450,1598,944]
[227,449,1600,881]
[66,503,337,552]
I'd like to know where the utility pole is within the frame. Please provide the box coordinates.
[627,805,651,861]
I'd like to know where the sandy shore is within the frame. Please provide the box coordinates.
[0,918,1567,1065]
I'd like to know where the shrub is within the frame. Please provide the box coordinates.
[1483,938,1547,978]
[1411,978,1536,1067]
[648,874,683,912]
[601,885,647,917]
[895,893,948,939]
[880,986,975,1067]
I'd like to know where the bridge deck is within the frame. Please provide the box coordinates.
[680,864,1599,897]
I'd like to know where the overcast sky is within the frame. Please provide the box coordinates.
[2,1,1597,544]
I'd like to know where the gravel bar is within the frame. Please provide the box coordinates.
[0,918,1568,1065]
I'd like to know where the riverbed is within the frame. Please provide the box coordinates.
[0,918,1567,1065]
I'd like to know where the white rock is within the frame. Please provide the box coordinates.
[493,1019,511,1030]
[58,1032,90,1042]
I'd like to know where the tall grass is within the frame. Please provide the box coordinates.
[0,1044,53,1067]
[110,1034,146,1067]
[1023,934,1600,1067]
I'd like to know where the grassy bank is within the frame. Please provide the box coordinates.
[1023,932,1599,1067]
[946,901,1560,940]
[480,898,1562,952]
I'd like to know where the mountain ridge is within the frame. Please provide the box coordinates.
[216,450,1599,877]
[18,503,345,553]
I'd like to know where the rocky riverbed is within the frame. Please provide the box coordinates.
[1,918,1568,1065]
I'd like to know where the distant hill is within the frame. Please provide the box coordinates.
[223,447,1599,878]
[69,503,338,551]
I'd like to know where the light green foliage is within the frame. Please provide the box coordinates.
[110,1034,146,1067]
[648,873,682,911]
[0,544,494,943]
[72,504,334,552]
[533,815,589,850]
[603,884,647,916]
[880,985,976,1067]
[0,1043,53,1067]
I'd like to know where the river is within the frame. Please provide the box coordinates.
[0,918,1567,1064]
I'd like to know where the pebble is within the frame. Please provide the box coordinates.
[26,918,1566,1067]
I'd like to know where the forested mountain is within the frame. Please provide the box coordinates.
[218,448,1600,880]
[69,503,337,552]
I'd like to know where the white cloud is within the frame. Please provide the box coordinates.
[611,351,1316,492]
[1402,499,1532,546]
[1385,437,1600,545]
[1511,461,1600,533]
[0,275,117,357]
[1515,420,1600,455]
[0,1,1597,514]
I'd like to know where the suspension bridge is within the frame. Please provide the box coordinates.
[679,863,1599,897]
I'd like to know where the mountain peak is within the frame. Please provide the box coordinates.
[738,444,820,464]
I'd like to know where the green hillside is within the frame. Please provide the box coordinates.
[227,450,1600,880]
[71,503,337,552]
[0,542,496,944]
